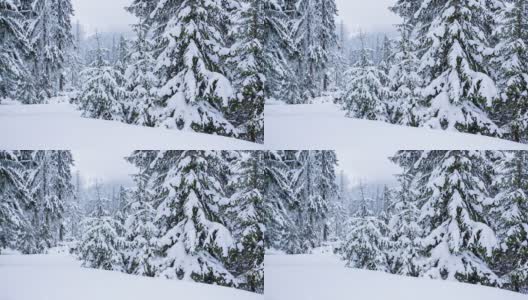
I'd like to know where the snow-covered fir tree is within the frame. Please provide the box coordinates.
[414,0,502,136]
[64,170,83,240]
[262,0,300,103]
[343,33,389,121]
[378,35,394,76]
[340,181,390,272]
[25,151,74,253]
[78,181,124,271]
[264,151,338,254]
[225,151,265,293]
[226,0,265,143]
[27,0,74,100]
[413,151,499,286]
[291,151,330,251]
[123,22,157,126]
[149,0,237,137]
[123,172,157,277]
[386,172,422,277]
[492,0,528,142]
[491,151,528,292]
[319,0,338,92]
[262,151,296,251]
[130,151,236,285]
[113,35,129,74]
[292,0,337,100]
[79,33,125,121]
[387,24,422,126]
[0,151,30,251]
[318,150,338,241]
[0,0,31,103]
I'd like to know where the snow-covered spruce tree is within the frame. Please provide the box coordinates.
[226,0,265,143]
[317,150,338,241]
[415,151,500,286]
[262,151,297,252]
[290,151,331,251]
[24,151,74,253]
[378,35,394,76]
[225,151,265,293]
[123,22,158,126]
[343,33,390,121]
[492,0,528,143]
[123,172,157,277]
[331,20,352,94]
[340,181,390,272]
[114,35,129,75]
[291,151,326,251]
[387,24,423,126]
[292,0,337,100]
[415,0,502,136]
[390,0,424,26]
[78,181,124,271]
[133,151,236,286]
[387,172,422,277]
[64,170,83,240]
[126,0,159,27]
[150,0,237,138]
[262,0,301,104]
[378,185,393,224]
[79,33,126,121]
[319,0,338,93]
[0,151,30,251]
[0,0,32,103]
[66,20,84,92]
[27,0,74,100]
[491,151,528,292]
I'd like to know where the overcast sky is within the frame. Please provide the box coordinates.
[335,0,400,33]
[72,148,136,187]
[71,148,400,190]
[71,0,400,33]
[71,0,135,33]
[335,148,401,187]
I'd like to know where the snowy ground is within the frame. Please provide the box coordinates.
[0,251,263,300]
[266,251,527,300]
[0,102,261,150]
[265,103,528,149]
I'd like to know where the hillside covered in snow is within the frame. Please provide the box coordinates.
[266,252,527,300]
[265,103,528,150]
[0,102,261,150]
[0,251,263,300]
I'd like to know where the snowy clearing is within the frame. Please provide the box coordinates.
[265,103,528,150]
[0,252,263,300]
[0,103,261,150]
[265,252,527,300]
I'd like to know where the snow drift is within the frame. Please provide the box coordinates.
[265,103,528,150]
[0,252,263,300]
[265,252,527,300]
[0,102,261,150]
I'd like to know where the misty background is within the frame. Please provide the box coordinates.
[71,0,400,35]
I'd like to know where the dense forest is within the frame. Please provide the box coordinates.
[0,150,264,293]
[266,150,528,294]
[0,0,264,142]
[264,0,528,143]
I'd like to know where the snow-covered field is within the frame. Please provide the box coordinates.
[265,252,527,300]
[265,103,528,150]
[0,251,263,300]
[0,102,261,150]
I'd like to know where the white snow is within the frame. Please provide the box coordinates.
[266,252,528,300]
[0,252,263,300]
[265,103,528,149]
[0,102,261,150]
